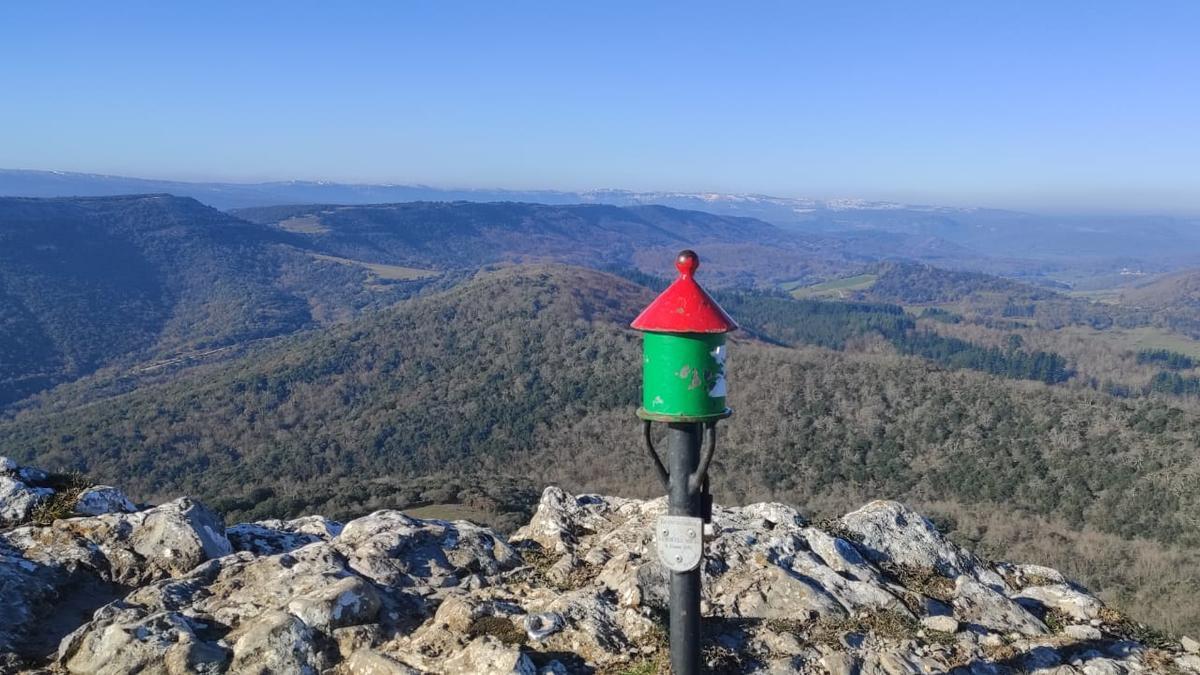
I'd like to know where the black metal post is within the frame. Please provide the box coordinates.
[667,421,703,675]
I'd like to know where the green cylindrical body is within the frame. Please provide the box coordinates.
[641,332,728,420]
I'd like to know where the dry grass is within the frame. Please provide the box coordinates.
[30,472,91,525]
[600,610,669,675]
[603,656,667,675]
[813,611,921,643]
[466,615,527,645]
[879,561,955,604]
[812,516,861,544]
[1099,606,1179,650]
[512,542,599,592]
[1144,648,1189,674]
[767,609,940,647]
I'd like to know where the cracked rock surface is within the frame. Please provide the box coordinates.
[0,459,1196,674]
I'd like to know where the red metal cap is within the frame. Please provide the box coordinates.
[631,250,739,333]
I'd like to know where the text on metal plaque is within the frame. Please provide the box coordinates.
[655,514,704,572]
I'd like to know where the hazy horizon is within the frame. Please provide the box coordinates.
[2,2,1198,213]
[6,165,1200,218]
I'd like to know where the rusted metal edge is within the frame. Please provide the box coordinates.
[636,407,733,423]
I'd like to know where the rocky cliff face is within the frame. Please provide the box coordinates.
[1,457,1197,675]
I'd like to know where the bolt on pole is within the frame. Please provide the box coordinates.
[631,250,737,675]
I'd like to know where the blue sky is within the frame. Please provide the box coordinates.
[1,2,1197,212]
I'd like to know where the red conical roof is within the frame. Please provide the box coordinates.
[631,250,738,333]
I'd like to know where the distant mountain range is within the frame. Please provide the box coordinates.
[0,194,862,404]
[5,169,1199,267]
[0,168,955,213]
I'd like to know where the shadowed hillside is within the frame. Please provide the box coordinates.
[0,195,431,405]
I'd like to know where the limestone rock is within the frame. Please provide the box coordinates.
[227,515,344,555]
[0,539,61,654]
[920,615,959,633]
[1079,657,1125,675]
[953,576,1048,636]
[1065,624,1103,641]
[16,467,48,484]
[1,497,232,661]
[1023,645,1063,670]
[1178,654,1200,672]
[287,576,382,631]
[0,471,1180,675]
[1015,584,1104,622]
[229,610,329,674]
[333,509,519,590]
[1010,563,1069,586]
[5,497,231,585]
[72,485,137,517]
[441,636,536,675]
[841,500,1003,587]
[57,603,230,675]
[54,509,522,673]
[0,476,53,527]
[522,611,564,641]
[336,649,421,675]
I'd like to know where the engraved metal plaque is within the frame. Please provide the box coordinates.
[655,515,704,572]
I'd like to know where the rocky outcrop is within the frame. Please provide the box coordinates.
[0,457,139,529]
[0,474,53,528]
[72,486,138,517]
[0,494,232,663]
[47,510,518,675]
[1,458,1197,674]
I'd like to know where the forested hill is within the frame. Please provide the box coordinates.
[1120,269,1200,338]
[4,263,1200,631]
[0,195,428,406]
[0,195,860,407]
[806,261,1141,330]
[232,200,856,286]
[0,195,302,403]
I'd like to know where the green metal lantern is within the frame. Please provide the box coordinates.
[632,250,737,422]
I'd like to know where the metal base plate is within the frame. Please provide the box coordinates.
[655,515,705,572]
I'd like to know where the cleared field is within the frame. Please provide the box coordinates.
[311,253,438,281]
[789,273,878,299]
[1058,325,1200,359]
[277,215,331,234]
[1064,288,1123,304]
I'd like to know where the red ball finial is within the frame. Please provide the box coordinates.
[675,249,699,277]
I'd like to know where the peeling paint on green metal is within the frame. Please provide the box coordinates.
[640,331,728,419]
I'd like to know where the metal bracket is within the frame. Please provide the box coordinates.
[688,421,717,495]
[643,420,670,489]
[644,420,718,495]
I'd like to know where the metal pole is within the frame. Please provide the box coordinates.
[668,421,702,675]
